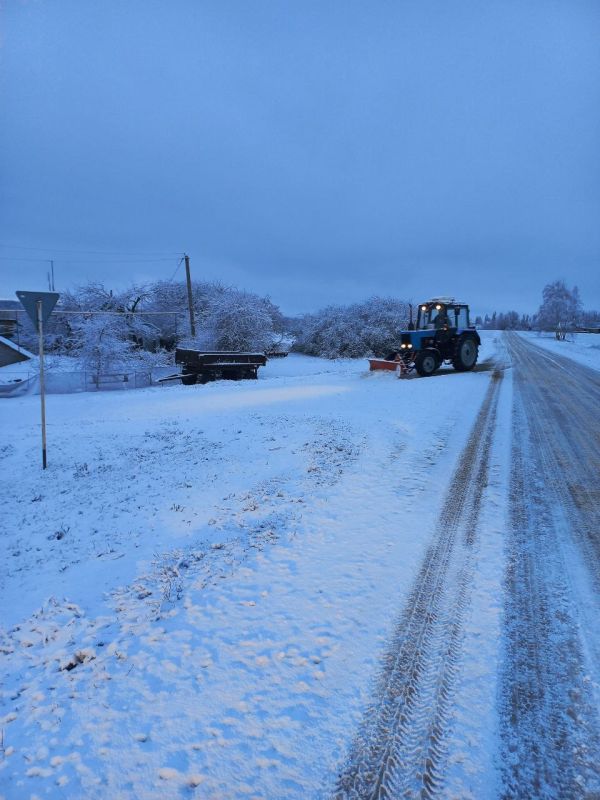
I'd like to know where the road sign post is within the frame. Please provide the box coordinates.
[16,291,59,469]
[37,301,47,469]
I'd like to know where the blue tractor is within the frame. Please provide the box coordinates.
[385,298,481,377]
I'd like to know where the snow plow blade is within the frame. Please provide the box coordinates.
[368,358,410,376]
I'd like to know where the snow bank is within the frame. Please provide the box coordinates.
[518,331,600,372]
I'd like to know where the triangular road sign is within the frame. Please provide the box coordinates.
[16,291,60,332]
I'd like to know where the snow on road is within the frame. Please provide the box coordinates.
[499,333,600,798]
[518,330,600,373]
[1,336,505,799]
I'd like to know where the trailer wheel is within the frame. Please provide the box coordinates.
[452,336,479,371]
[414,348,439,377]
[181,373,198,385]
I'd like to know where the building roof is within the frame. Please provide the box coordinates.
[0,335,35,359]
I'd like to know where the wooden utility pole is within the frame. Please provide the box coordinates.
[47,260,55,291]
[184,253,196,338]
[15,290,59,469]
[37,301,48,469]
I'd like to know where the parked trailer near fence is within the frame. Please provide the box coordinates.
[173,349,268,385]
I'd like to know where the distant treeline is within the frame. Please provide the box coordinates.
[476,281,600,332]
[475,311,533,330]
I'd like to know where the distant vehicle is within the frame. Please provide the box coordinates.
[369,298,481,377]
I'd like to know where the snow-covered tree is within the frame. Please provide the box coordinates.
[535,280,582,331]
[478,310,532,330]
[294,297,410,358]
[55,283,167,372]
[200,289,277,351]
[67,314,136,377]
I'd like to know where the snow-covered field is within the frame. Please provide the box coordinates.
[1,334,505,799]
[518,330,600,372]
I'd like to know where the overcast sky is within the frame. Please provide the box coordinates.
[1,0,599,316]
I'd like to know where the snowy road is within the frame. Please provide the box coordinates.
[2,334,600,798]
[499,333,600,798]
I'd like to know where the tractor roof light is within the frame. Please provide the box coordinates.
[435,304,442,310]
[421,305,427,311]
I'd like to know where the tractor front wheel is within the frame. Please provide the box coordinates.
[181,373,198,385]
[414,348,439,377]
[452,336,479,371]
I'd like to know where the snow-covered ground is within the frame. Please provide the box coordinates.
[1,333,505,799]
[518,330,600,372]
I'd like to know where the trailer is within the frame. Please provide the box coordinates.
[173,349,268,385]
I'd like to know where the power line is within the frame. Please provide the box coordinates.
[0,256,55,262]
[0,243,183,257]
[167,256,185,282]
[12,308,187,316]
[0,256,181,264]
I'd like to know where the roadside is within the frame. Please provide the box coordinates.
[1,339,499,798]
[518,330,600,373]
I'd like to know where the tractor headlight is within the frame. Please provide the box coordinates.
[407,344,413,348]
[400,343,406,349]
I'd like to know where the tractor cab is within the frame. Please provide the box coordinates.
[416,299,470,331]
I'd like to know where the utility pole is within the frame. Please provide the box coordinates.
[37,301,48,469]
[47,261,55,291]
[184,253,196,338]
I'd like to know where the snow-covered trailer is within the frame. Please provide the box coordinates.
[173,349,268,385]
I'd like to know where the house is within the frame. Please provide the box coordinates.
[0,335,34,367]
[0,299,21,340]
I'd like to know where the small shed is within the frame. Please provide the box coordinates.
[0,335,34,367]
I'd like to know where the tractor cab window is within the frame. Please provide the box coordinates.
[417,305,449,330]
[416,306,432,329]
[455,306,469,328]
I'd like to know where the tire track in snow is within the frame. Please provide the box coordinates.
[334,368,503,800]
[499,334,600,799]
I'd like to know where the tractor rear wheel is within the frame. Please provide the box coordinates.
[414,348,439,377]
[452,335,479,371]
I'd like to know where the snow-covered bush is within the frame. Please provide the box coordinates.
[200,290,278,351]
[294,297,410,358]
